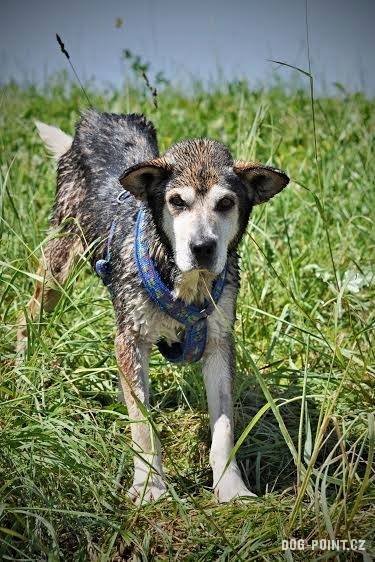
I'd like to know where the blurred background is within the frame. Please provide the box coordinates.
[1,0,374,95]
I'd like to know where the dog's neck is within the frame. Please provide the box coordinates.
[145,211,215,305]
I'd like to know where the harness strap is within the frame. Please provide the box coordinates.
[95,191,132,282]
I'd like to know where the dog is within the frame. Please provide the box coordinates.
[17,110,289,503]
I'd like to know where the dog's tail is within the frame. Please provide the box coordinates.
[35,120,73,159]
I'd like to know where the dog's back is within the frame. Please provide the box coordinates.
[16,110,160,355]
[52,110,159,247]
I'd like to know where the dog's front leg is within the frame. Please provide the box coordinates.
[203,337,256,502]
[115,330,166,504]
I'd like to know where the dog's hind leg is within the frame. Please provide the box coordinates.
[115,330,166,504]
[16,233,83,356]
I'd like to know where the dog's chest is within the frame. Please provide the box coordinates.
[130,287,234,346]
[130,292,185,344]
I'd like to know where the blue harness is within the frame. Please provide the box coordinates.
[96,198,227,364]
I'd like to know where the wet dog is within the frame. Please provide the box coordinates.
[17,110,289,503]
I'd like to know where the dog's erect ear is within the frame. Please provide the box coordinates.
[233,161,289,205]
[119,158,172,200]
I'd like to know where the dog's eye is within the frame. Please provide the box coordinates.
[169,195,187,209]
[216,196,235,212]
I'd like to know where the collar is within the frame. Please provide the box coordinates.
[135,206,227,363]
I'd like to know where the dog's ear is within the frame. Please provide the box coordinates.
[233,161,289,205]
[119,158,172,200]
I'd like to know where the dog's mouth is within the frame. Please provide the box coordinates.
[181,264,220,278]
[173,248,223,277]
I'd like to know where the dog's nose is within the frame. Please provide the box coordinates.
[190,239,217,268]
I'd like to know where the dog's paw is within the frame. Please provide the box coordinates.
[214,471,256,503]
[127,477,167,505]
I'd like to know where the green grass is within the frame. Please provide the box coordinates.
[0,77,374,561]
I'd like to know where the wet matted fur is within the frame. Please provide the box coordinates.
[17,110,290,503]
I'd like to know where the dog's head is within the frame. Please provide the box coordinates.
[120,139,289,275]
